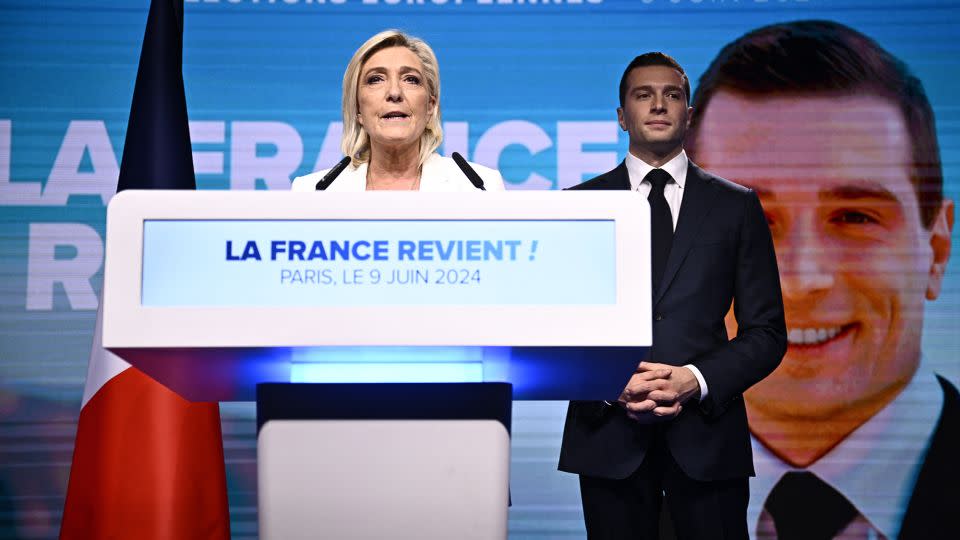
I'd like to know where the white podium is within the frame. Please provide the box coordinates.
[101,190,652,539]
[256,382,512,540]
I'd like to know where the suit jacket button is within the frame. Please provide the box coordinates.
[655,314,663,321]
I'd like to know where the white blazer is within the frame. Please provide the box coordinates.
[290,153,505,192]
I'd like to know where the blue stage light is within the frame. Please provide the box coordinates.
[291,362,483,383]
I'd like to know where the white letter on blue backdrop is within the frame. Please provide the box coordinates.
[0,120,44,205]
[557,121,618,189]
[26,223,103,311]
[44,121,119,206]
[230,121,303,190]
[310,122,344,173]
[474,120,553,190]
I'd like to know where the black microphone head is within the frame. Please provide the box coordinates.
[315,156,352,190]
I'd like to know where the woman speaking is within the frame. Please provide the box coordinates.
[292,30,504,191]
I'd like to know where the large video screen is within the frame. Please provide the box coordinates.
[1,1,957,538]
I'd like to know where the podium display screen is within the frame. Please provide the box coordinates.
[141,219,616,306]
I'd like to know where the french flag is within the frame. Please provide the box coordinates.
[59,1,230,538]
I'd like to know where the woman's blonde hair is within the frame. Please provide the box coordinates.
[341,30,443,168]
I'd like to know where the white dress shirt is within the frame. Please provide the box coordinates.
[623,150,708,400]
[624,150,687,231]
[748,361,943,540]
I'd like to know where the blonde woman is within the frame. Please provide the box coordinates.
[292,30,504,192]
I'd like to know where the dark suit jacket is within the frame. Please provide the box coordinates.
[559,160,787,482]
[898,375,959,538]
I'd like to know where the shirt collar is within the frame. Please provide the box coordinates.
[624,149,688,191]
[748,360,943,540]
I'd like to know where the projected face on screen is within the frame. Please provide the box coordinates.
[694,90,954,465]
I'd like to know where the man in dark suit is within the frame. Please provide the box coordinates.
[559,53,787,540]
[685,21,956,539]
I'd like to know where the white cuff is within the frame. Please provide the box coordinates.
[684,364,708,402]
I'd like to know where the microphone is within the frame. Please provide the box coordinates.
[451,152,486,191]
[314,156,352,190]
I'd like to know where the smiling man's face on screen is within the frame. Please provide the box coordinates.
[694,90,954,465]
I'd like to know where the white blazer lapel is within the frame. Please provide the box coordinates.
[418,153,452,191]
[327,162,368,192]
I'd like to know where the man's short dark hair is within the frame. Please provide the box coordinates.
[686,20,943,228]
[619,52,691,108]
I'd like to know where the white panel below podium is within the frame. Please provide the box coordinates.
[258,419,510,540]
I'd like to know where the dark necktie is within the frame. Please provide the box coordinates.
[646,168,674,290]
[764,471,859,540]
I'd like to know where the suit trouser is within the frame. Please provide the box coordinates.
[578,424,749,540]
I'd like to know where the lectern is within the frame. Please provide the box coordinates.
[102,190,652,539]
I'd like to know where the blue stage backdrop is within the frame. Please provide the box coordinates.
[1,1,958,538]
